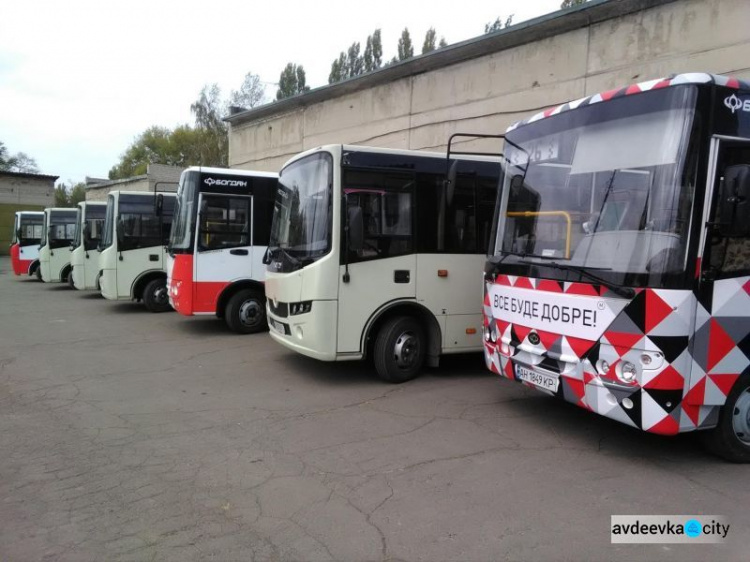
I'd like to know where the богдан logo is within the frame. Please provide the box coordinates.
[724,94,749,114]
[204,178,248,187]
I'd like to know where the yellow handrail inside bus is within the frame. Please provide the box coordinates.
[506,211,572,258]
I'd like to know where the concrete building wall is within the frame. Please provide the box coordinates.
[228,0,750,171]
[85,164,183,201]
[0,171,57,255]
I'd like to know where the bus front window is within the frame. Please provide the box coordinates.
[169,172,199,252]
[494,86,698,289]
[268,152,332,272]
[100,195,115,250]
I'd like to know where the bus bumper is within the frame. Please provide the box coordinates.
[267,299,339,361]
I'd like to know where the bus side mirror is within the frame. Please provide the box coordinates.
[718,165,750,237]
[155,193,164,217]
[347,206,364,252]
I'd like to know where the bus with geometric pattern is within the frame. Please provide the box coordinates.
[483,73,750,462]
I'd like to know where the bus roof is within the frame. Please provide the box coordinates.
[507,72,750,133]
[183,166,278,179]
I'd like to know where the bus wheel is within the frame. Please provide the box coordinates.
[67,269,76,289]
[374,316,425,383]
[225,290,267,334]
[701,374,750,463]
[35,265,42,281]
[143,278,171,313]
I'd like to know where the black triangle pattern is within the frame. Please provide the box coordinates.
[623,290,647,332]
[647,336,690,364]
[643,388,683,414]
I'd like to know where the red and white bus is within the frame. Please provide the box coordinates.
[484,73,750,461]
[167,167,278,333]
[10,211,44,277]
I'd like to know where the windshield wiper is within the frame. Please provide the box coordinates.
[517,260,635,298]
[267,246,301,270]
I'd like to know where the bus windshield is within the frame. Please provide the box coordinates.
[493,86,698,289]
[16,214,43,245]
[169,171,199,252]
[268,152,332,272]
[100,195,115,250]
[72,207,84,249]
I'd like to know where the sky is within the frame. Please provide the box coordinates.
[0,0,562,184]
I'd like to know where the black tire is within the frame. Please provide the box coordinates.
[700,374,750,463]
[65,267,75,289]
[225,289,267,334]
[32,263,41,281]
[373,316,426,383]
[142,278,171,313]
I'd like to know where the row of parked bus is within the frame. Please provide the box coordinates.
[10,73,750,462]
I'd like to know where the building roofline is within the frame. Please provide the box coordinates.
[84,174,149,190]
[225,0,679,127]
[0,170,59,181]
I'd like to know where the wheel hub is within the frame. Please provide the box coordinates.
[154,286,168,305]
[393,331,419,369]
[239,300,262,327]
[732,388,750,445]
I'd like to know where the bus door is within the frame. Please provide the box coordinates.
[338,177,417,355]
[695,137,750,413]
[193,192,254,312]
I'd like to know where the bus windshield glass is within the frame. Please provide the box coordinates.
[268,152,332,272]
[72,207,83,249]
[169,171,199,251]
[18,215,43,245]
[100,195,115,250]
[494,86,698,289]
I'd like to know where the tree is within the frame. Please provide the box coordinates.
[422,28,437,54]
[69,182,87,206]
[329,52,346,84]
[561,0,588,7]
[190,84,228,167]
[54,185,69,207]
[108,125,210,179]
[397,28,414,61]
[484,15,514,33]
[0,141,40,173]
[228,72,266,110]
[371,29,383,69]
[439,37,448,48]
[346,42,363,78]
[276,63,310,100]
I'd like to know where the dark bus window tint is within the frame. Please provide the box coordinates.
[344,169,414,263]
[198,196,251,250]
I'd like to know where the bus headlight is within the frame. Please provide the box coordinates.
[290,301,312,315]
[617,361,638,384]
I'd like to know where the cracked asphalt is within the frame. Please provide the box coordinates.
[0,257,747,561]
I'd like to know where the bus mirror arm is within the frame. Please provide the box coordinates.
[343,204,365,283]
[718,165,750,238]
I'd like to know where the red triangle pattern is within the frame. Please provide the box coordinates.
[727,77,740,89]
[649,414,679,435]
[600,88,619,101]
[684,376,706,406]
[503,359,515,380]
[496,274,511,286]
[707,319,735,372]
[537,279,563,293]
[513,276,534,290]
[514,323,533,343]
[603,331,643,357]
[644,290,674,332]
[681,402,700,427]
[565,377,585,403]
[564,335,595,358]
[652,79,672,90]
[644,365,684,390]
[707,374,740,397]
[743,278,750,295]
[536,328,559,350]
[564,282,599,297]
[625,84,642,95]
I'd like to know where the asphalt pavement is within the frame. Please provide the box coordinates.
[0,257,746,561]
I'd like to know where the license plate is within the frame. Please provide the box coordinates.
[515,364,559,393]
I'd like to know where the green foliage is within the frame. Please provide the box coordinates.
[331,29,383,84]
[68,183,87,206]
[276,63,310,100]
[422,28,437,54]
[0,141,40,173]
[439,37,448,48]
[54,185,70,207]
[561,0,588,7]
[397,28,414,61]
[228,72,266,110]
[484,14,514,33]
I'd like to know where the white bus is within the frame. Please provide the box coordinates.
[98,191,176,311]
[70,201,106,290]
[38,208,77,283]
[167,166,278,333]
[265,145,500,382]
[10,211,44,277]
